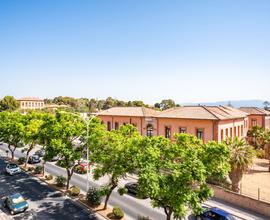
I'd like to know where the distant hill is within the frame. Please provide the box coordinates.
[181,100,266,108]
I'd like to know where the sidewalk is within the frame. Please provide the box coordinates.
[0,210,12,220]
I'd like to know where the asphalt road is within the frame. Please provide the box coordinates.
[0,158,100,220]
[0,144,268,220]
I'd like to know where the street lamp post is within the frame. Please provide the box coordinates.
[60,111,99,193]
[84,114,99,192]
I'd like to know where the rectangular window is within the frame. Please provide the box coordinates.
[221,129,224,141]
[165,126,171,139]
[241,125,243,136]
[230,128,233,137]
[238,126,240,137]
[115,122,119,130]
[234,127,236,137]
[196,128,204,140]
[179,127,186,133]
[252,119,257,127]
[225,128,228,138]
[107,121,111,131]
[147,124,154,137]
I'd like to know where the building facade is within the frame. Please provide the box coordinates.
[17,97,45,110]
[98,106,249,143]
[239,107,270,129]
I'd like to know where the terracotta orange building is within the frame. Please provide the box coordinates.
[239,107,270,129]
[98,106,249,143]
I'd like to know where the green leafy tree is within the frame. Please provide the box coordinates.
[22,112,45,167]
[0,112,24,160]
[137,134,230,220]
[159,99,176,110]
[0,96,19,111]
[38,113,58,175]
[48,111,85,190]
[247,125,265,149]
[90,124,142,210]
[263,101,270,111]
[225,137,255,192]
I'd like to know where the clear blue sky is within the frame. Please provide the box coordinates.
[0,0,269,104]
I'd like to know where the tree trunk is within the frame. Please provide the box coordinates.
[164,207,173,220]
[11,150,15,160]
[25,150,30,167]
[66,169,71,190]
[103,184,117,210]
[24,143,34,167]
[42,160,46,176]
[229,168,243,193]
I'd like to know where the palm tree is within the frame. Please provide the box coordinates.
[225,137,255,192]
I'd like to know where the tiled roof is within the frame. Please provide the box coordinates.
[17,97,43,101]
[157,106,248,120]
[239,107,270,115]
[98,107,159,117]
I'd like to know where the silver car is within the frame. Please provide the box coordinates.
[6,163,21,175]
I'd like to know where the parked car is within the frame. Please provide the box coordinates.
[124,182,148,199]
[34,149,45,157]
[197,207,236,220]
[78,160,91,172]
[28,155,41,164]
[3,193,29,215]
[5,163,21,175]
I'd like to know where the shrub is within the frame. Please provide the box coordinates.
[45,174,53,180]
[74,165,87,174]
[256,149,265,159]
[138,216,151,220]
[28,167,34,172]
[86,187,103,207]
[34,165,43,174]
[70,186,80,196]
[117,187,128,196]
[18,157,26,165]
[56,175,66,187]
[112,206,124,219]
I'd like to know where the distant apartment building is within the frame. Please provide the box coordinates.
[98,106,249,143]
[17,97,45,110]
[239,107,270,129]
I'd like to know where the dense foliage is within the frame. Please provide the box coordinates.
[86,187,103,206]
[0,96,19,111]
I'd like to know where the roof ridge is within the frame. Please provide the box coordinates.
[201,106,220,120]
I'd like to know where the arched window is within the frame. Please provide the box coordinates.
[146,124,153,137]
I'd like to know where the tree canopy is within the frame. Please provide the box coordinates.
[137,134,230,220]
[0,96,19,111]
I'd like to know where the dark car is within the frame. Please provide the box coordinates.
[197,207,236,220]
[3,193,29,215]
[34,149,45,157]
[124,182,148,199]
[28,155,41,164]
